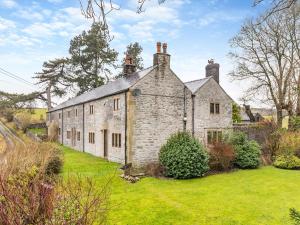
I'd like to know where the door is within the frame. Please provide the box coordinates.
[103,129,108,158]
[71,127,76,146]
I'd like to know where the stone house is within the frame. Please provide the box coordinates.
[47,42,233,170]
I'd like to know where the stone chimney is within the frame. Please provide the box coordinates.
[153,42,170,67]
[205,59,220,83]
[123,54,136,76]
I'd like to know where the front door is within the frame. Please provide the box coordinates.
[71,127,76,146]
[103,129,108,158]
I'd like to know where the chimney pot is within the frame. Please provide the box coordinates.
[156,42,161,53]
[162,43,167,54]
[123,54,136,76]
[205,59,220,83]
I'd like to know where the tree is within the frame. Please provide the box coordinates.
[123,42,143,71]
[232,103,242,123]
[253,0,298,19]
[0,91,44,110]
[229,7,299,127]
[116,42,144,79]
[34,58,70,110]
[69,22,118,95]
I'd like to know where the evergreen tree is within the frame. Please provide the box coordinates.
[34,58,70,109]
[116,42,144,79]
[232,103,242,123]
[69,22,118,95]
[122,42,143,71]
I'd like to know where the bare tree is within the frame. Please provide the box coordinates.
[229,7,299,127]
[79,0,166,38]
[254,0,298,19]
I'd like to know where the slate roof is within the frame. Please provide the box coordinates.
[184,77,211,93]
[49,66,156,112]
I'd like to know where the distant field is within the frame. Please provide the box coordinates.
[28,127,46,135]
[15,108,47,124]
[263,115,289,129]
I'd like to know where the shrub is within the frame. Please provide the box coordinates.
[45,151,63,176]
[3,109,14,122]
[290,116,300,131]
[15,112,31,132]
[290,208,300,225]
[225,131,261,169]
[277,131,300,157]
[209,142,235,171]
[273,155,300,170]
[159,132,209,179]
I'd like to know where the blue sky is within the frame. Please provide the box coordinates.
[0,0,269,105]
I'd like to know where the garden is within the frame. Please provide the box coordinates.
[1,117,300,224]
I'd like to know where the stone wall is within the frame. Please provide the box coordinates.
[128,63,192,168]
[48,93,126,164]
[193,78,233,145]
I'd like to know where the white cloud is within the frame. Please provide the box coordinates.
[0,0,17,8]
[0,17,15,30]
[16,9,44,21]
[198,11,247,27]
[47,0,63,3]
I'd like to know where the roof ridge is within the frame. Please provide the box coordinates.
[184,77,209,84]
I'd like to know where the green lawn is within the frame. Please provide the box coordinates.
[62,146,300,225]
[28,127,46,135]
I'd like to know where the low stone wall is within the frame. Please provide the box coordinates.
[233,123,275,165]
[233,123,274,146]
[26,130,42,142]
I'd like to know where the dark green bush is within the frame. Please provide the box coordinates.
[225,131,261,169]
[45,150,63,176]
[290,116,300,131]
[273,155,300,170]
[159,132,209,179]
[290,208,300,225]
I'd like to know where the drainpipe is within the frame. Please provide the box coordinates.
[183,87,187,131]
[62,108,64,144]
[124,92,128,165]
[192,94,195,136]
[83,104,85,152]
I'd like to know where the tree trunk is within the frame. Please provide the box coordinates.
[46,85,52,110]
[296,75,300,116]
[277,108,283,128]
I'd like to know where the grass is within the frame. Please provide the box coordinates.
[62,146,300,225]
[0,135,6,153]
[28,127,46,135]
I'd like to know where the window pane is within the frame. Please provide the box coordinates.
[213,131,217,143]
[216,103,220,114]
[210,103,215,114]
[207,131,212,144]
[119,134,121,147]
[112,133,114,147]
